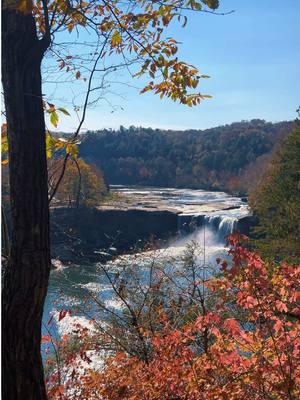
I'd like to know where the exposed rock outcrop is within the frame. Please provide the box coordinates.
[50,207,178,262]
[236,215,259,236]
[50,205,257,263]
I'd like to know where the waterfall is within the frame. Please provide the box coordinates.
[177,213,238,245]
[204,215,237,242]
[204,215,221,230]
[218,216,238,239]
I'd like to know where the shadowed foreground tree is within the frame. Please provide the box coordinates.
[1,0,223,398]
[2,5,51,400]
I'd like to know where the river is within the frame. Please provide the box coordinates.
[43,186,250,339]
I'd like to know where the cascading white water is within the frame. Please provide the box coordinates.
[218,216,238,239]
[202,215,238,243]
[204,215,221,231]
[178,213,238,246]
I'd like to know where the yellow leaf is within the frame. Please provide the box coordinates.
[1,133,9,153]
[45,133,55,159]
[111,31,122,47]
[66,143,79,158]
[50,110,59,128]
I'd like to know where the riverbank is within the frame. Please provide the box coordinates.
[50,187,256,264]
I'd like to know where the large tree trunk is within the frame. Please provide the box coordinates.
[2,6,50,400]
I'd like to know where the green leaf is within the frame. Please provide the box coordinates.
[163,67,168,79]
[46,133,57,158]
[50,110,59,128]
[57,107,70,116]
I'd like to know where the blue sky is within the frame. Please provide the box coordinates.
[46,0,300,132]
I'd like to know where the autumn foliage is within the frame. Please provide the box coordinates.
[79,121,293,192]
[45,235,300,400]
[48,158,108,206]
[27,0,221,107]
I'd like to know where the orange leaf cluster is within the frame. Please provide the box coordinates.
[30,0,220,106]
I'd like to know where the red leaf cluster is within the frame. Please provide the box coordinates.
[47,236,300,400]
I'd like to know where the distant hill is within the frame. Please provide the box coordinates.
[79,120,294,194]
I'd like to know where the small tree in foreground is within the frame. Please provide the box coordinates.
[45,236,300,400]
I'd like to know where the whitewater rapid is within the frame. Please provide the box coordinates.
[44,186,250,340]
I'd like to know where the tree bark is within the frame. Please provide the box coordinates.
[2,6,50,400]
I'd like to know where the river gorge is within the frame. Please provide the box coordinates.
[44,186,254,340]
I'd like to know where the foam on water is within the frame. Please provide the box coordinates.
[78,282,111,294]
[44,187,250,343]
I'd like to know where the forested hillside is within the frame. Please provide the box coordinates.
[80,120,293,194]
[250,121,300,263]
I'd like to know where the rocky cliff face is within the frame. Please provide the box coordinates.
[237,215,259,236]
[50,207,178,262]
[50,206,258,264]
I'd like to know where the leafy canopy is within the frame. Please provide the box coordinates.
[10,0,222,106]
